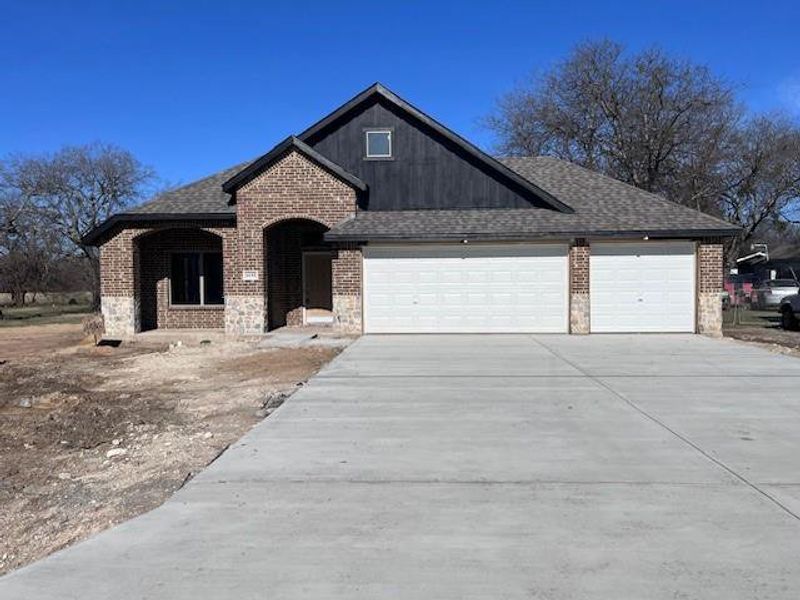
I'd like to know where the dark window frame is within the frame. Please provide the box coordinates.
[364,128,393,160]
[169,251,224,307]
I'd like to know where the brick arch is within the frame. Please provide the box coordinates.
[260,214,333,232]
[132,225,225,243]
[261,217,331,330]
[236,148,358,242]
[225,149,360,334]
[135,227,226,331]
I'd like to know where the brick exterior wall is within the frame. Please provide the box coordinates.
[98,151,362,337]
[698,242,724,293]
[95,150,724,338]
[228,149,360,333]
[138,229,225,330]
[569,241,590,334]
[98,221,235,336]
[332,245,362,295]
[697,241,724,336]
[569,242,590,293]
[332,244,363,331]
[99,222,235,296]
[232,150,358,295]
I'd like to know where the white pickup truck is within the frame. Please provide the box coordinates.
[779,293,800,330]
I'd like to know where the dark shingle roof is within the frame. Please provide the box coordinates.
[89,153,737,245]
[81,164,244,245]
[128,163,247,215]
[500,157,735,230]
[127,135,369,215]
[325,157,738,241]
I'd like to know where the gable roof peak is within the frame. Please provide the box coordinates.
[221,135,367,197]
[298,83,574,214]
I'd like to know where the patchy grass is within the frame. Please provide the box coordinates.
[723,306,800,356]
[722,307,782,329]
[0,303,92,328]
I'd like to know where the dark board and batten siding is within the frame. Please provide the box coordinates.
[304,98,552,212]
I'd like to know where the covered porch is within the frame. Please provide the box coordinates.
[98,218,361,338]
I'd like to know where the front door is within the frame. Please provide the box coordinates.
[303,252,333,310]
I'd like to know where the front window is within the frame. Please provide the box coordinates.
[365,129,392,158]
[170,252,224,306]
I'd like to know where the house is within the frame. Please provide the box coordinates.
[83,83,738,337]
[736,245,800,282]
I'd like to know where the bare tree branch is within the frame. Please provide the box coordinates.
[485,39,800,261]
[1,143,154,307]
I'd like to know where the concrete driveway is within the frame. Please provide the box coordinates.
[3,334,800,599]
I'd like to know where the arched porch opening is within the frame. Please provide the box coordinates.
[263,218,331,330]
[135,228,224,331]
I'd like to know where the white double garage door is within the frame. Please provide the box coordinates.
[363,242,696,333]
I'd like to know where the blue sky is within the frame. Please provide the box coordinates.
[2,1,799,188]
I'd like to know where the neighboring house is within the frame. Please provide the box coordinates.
[84,83,738,337]
[736,246,800,282]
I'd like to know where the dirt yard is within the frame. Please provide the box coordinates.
[0,324,346,576]
[724,326,800,357]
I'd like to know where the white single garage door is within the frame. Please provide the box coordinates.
[363,244,568,333]
[590,242,696,333]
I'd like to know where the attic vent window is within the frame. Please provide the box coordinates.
[365,129,392,159]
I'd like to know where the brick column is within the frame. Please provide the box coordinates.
[697,241,724,336]
[99,229,142,337]
[332,244,362,332]
[569,240,590,334]
[224,221,266,336]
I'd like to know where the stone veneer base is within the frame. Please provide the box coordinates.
[569,293,590,334]
[333,295,362,333]
[225,296,265,335]
[697,291,723,337]
[101,296,139,338]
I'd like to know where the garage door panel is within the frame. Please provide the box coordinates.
[364,244,568,333]
[590,242,695,333]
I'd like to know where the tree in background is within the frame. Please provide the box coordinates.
[0,143,154,307]
[718,117,800,258]
[486,40,800,258]
[0,196,61,305]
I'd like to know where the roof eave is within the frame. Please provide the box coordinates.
[81,212,236,246]
[324,226,741,243]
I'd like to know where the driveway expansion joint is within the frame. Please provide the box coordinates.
[528,335,800,523]
[191,478,736,486]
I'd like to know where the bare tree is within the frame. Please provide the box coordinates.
[1,143,154,307]
[486,40,800,255]
[719,117,800,258]
[0,198,60,306]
